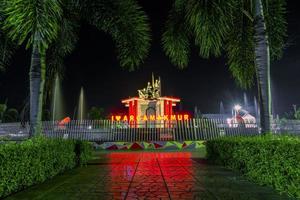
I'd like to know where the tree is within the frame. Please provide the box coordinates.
[0,103,7,123]
[3,0,62,136]
[162,0,286,133]
[88,107,105,120]
[2,0,151,136]
[44,0,151,109]
[0,102,19,123]
[283,105,300,120]
[0,1,15,71]
[80,0,151,70]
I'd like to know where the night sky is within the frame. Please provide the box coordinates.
[0,0,299,118]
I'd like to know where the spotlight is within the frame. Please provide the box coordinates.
[234,104,242,111]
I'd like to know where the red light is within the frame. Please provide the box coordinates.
[111,114,189,121]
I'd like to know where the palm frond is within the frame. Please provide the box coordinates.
[3,0,62,50]
[185,0,235,58]
[263,0,287,60]
[162,0,190,68]
[47,17,79,66]
[0,3,16,71]
[45,16,80,103]
[226,1,256,89]
[0,33,15,71]
[82,0,151,70]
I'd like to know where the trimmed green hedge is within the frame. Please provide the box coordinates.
[0,137,92,198]
[75,140,93,166]
[206,136,300,198]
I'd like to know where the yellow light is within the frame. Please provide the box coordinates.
[143,115,148,121]
[115,116,121,121]
[177,115,183,120]
[129,115,135,121]
[171,115,176,120]
[184,114,189,120]
[149,115,155,121]
[157,115,163,120]
[111,114,190,122]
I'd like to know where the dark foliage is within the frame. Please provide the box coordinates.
[206,136,300,198]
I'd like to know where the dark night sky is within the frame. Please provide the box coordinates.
[0,0,299,118]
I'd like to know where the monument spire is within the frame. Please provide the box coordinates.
[152,72,155,87]
[159,76,161,96]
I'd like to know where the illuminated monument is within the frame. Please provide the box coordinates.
[112,74,187,127]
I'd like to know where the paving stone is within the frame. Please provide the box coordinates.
[163,174,196,182]
[166,181,205,192]
[4,151,295,200]
[38,192,80,200]
[170,191,216,200]
[132,175,165,183]
[54,183,94,193]
[126,191,170,200]
[129,182,167,192]
[91,182,130,192]
[77,192,127,200]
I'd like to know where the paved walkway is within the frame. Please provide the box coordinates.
[6,151,293,200]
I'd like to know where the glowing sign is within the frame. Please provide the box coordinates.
[111,114,189,122]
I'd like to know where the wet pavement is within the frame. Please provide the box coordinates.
[6,150,294,200]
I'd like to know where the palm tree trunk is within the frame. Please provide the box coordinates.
[254,0,272,133]
[29,34,46,136]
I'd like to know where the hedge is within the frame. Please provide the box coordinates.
[75,140,93,166]
[206,136,300,198]
[0,137,92,198]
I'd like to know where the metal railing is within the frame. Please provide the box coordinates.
[272,119,300,136]
[0,119,261,141]
[2,118,300,142]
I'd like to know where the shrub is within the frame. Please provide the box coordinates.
[0,137,92,198]
[75,140,93,166]
[206,135,300,198]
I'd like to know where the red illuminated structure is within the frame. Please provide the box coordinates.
[121,97,181,120]
[117,74,184,127]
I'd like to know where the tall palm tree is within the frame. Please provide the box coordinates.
[228,0,286,133]
[162,0,286,133]
[3,0,63,135]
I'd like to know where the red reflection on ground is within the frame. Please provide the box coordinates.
[104,152,196,199]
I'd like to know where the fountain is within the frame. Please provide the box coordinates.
[51,74,65,121]
[77,87,86,121]
[243,92,248,111]
[219,101,225,114]
[254,96,260,125]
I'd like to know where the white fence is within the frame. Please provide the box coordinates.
[0,119,260,141]
[272,119,300,135]
[1,119,299,142]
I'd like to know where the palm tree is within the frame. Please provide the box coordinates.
[162,0,286,133]
[0,101,20,123]
[3,0,151,136]
[3,0,63,135]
